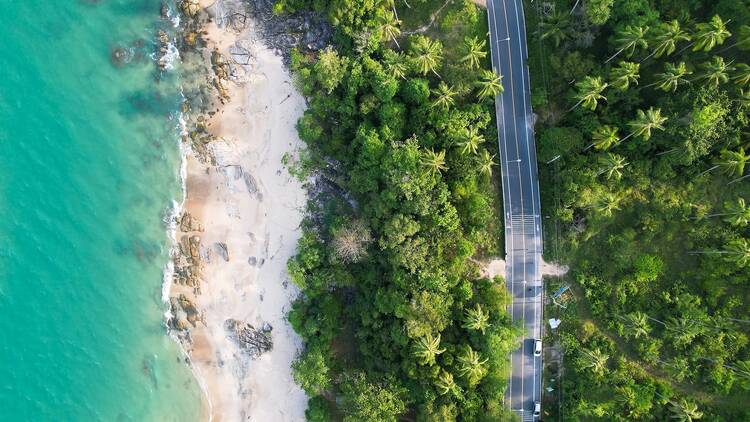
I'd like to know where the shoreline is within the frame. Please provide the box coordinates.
[164,1,310,420]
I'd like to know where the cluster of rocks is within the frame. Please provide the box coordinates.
[169,294,203,330]
[179,212,205,232]
[183,116,218,163]
[245,0,333,63]
[224,319,273,358]
[156,30,171,71]
[180,0,201,17]
[211,49,232,103]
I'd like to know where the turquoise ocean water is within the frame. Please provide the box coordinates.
[0,1,203,420]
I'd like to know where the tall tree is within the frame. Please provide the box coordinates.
[693,15,731,52]
[475,69,504,100]
[540,9,571,48]
[456,346,489,385]
[668,398,703,421]
[593,192,621,217]
[625,107,667,141]
[610,61,640,90]
[606,25,649,63]
[479,150,497,176]
[724,198,750,227]
[409,35,443,76]
[733,63,750,86]
[579,348,609,374]
[588,125,620,151]
[717,148,748,177]
[431,82,456,109]
[624,311,651,338]
[434,370,457,395]
[651,62,692,92]
[699,56,732,87]
[459,127,485,155]
[460,36,487,70]
[462,304,490,334]
[571,76,608,111]
[597,153,628,180]
[376,10,402,48]
[723,238,750,267]
[651,20,690,58]
[421,149,448,175]
[413,332,446,366]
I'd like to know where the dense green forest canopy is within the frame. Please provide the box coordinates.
[280,0,522,420]
[276,0,750,419]
[530,0,750,420]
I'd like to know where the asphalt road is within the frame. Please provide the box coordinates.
[486,0,544,419]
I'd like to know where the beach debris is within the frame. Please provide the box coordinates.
[224,319,273,358]
[248,256,257,266]
[214,242,230,261]
[262,322,273,333]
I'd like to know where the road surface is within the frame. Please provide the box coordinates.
[486,0,544,420]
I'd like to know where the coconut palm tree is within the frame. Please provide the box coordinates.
[649,62,692,92]
[456,346,488,385]
[693,15,731,52]
[463,304,490,334]
[413,332,446,366]
[421,148,448,176]
[540,9,571,48]
[723,238,750,267]
[717,148,748,177]
[571,76,608,111]
[610,61,640,90]
[597,153,628,180]
[624,311,651,338]
[733,63,750,86]
[738,88,750,107]
[724,198,750,227]
[479,150,497,176]
[699,56,732,87]
[669,398,703,421]
[579,348,609,374]
[693,198,750,227]
[593,192,621,217]
[385,51,408,80]
[377,10,402,48]
[606,25,649,63]
[434,370,457,395]
[475,69,504,100]
[460,127,485,155]
[431,82,456,109]
[461,36,487,69]
[410,35,443,76]
[650,20,691,58]
[624,107,667,142]
[587,125,620,151]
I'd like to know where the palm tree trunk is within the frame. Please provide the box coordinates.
[569,0,581,14]
[674,41,695,56]
[567,98,584,112]
[699,164,719,177]
[604,47,626,64]
[728,173,750,185]
[616,131,635,145]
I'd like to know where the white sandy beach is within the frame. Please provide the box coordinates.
[171,2,309,420]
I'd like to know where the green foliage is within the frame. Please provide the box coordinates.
[292,345,332,395]
[339,372,407,422]
[585,0,614,25]
[530,1,750,418]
